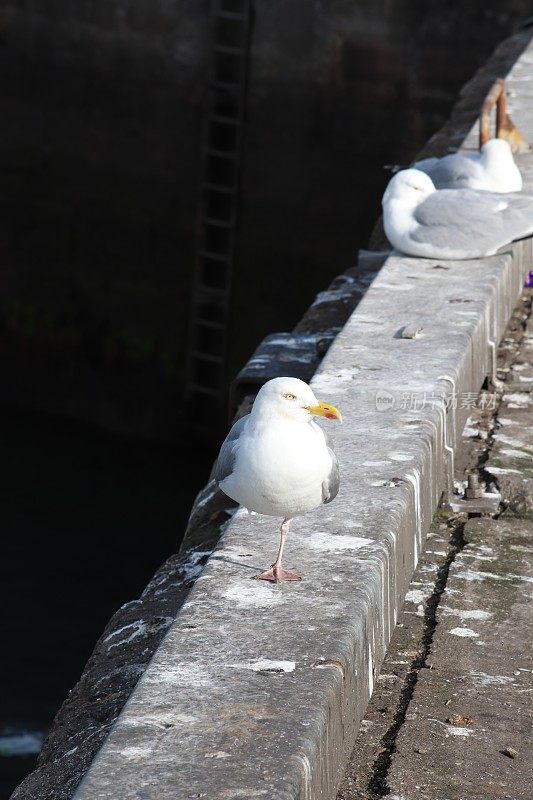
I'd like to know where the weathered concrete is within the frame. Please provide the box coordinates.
[71,238,532,798]
[386,514,533,800]
[69,35,533,799]
[485,306,533,517]
[337,288,532,800]
[12,29,533,800]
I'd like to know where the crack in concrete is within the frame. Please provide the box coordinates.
[365,296,533,797]
[366,516,467,798]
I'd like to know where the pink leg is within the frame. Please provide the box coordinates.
[256,518,301,583]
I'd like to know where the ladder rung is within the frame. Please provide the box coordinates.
[204,182,236,195]
[217,11,248,22]
[205,148,238,160]
[213,44,245,56]
[210,113,239,125]
[211,79,242,92]
[199,249,231,262]
[202,215,233,228]
[188,383,221,398]
[196,284,228,298]
[195,318,226,330]
[193,350,224,364]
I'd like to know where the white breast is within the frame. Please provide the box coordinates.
[220,419,332,518]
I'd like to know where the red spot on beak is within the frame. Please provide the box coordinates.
[325,412,337,420]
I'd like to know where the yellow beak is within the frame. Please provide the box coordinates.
[305,401,343,422]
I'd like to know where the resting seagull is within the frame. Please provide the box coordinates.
[382,168,533,260]
[215,377,342,583]
[414,139,522,193]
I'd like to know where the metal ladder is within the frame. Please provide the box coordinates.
[185,0,252,433]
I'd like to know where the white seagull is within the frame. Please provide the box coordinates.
[414,139,523,193]
[382,168,533,260]
[215,377,342,583]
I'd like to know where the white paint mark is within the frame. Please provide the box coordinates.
[229,659,296,673]
[307,532,372,551]
[405,589,429,604]
[311,368,359,394]
[440,607,492,621]
[449,627,479,638]
[499,448,531,459]
[147,663,213,688]
[121,745,153,758]
[223,583,284,608]
[103,617,173,651]
[486,466,522,475]
[457,552,495,562]
[446,726,472,737]
[387,452,413,462]
[455,570,533,584]
[496,417,517,427]
[462,425,479,439]
[503,393,531,406]
[468,671,515,686]
[510,544,533,554]
[181,550,213,580]
[493,433,533,450]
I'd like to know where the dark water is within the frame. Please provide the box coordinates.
[0,407,214,797]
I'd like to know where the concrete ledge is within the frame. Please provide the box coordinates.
[72,36,533,797]
[13,32,530,800]
[73,229,532,799]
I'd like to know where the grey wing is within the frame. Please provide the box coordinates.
[322,447,340,504]
[413,156,439,172]
[214,415,249,485]
[412,190,533,254]
[417,154,481,190]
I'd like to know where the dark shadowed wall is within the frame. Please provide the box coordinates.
[0,1,529,438]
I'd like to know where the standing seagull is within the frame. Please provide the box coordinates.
[215,377,342,582]
[382,168,533,260]
[414,139,523,193]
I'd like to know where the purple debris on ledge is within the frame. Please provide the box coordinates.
[525,271,533,288]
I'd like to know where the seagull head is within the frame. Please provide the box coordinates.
[480,138,522,192]
[251,377,342,424]
[480,137,513,162]
[382,168,435,206]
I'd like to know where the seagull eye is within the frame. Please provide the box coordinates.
[283,392,297,401]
